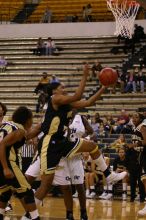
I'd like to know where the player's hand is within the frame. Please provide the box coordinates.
[3,168,14,179]
[83,63,90,77]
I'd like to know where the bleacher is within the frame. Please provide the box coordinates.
[27,0,113,23]
[0,0,24,22]
[0,36,146,119]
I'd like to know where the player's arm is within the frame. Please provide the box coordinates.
[53,64,89,105]
[82,116,93,135]
[140,125,146,146]
[70,86,106,109]
[0,129,25,179]
[26,123,41,140]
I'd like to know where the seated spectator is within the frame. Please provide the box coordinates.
[125,70,137,93]
[116,66,126,93]
[104,113,116,134]
[98,123,107,138]
[41,7,52,23]
[91,60,103,80]
[0,56,7,72]
[113,147,128,200]
[133,24,146,43]
[91,112,104,139]
[110,134,126,151]
[136,68,145,93]
[83,152,97,198]
[33,37,44,56]
[50,75,60,84]
[83,4,92,22]
[116,109,129,134]
[44,37,56,55]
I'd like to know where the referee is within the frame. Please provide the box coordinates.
[21,139,36,173]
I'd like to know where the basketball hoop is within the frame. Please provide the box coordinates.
[107,0,140,38]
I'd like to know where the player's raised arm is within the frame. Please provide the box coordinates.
[71,85,106,109]
[52,63,90,106]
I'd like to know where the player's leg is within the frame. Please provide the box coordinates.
[10,162,40,220]
[69,158,88,220]
[0,189,12,219]
[53,159,74,220]
[74,139,127,184]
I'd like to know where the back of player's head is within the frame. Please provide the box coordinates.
[12,106,33,126]
[47,82,61,97]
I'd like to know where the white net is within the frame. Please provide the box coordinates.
[107,0,140,38]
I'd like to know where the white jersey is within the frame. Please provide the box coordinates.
[69,114,85,141]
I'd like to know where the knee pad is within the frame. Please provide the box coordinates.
[16,189,35,204]
[0,190,12,203]
[23,189,35,204]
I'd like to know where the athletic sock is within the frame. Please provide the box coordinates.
[29,210,39,220]
[94,155,111,177]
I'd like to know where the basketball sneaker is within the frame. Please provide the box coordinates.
[106,171,127,184]
[88,192,96,199]
[137,205,146,216]
[73,191,78,198]
[99,192,107,199]
[102,193,113,200]
[20,212,31,220]
[5,203,13,212]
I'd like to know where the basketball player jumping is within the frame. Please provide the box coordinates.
[26,64,127,207]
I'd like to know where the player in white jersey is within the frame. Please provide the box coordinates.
[53,112,94,220]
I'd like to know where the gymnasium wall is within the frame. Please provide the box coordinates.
[0,20,146,38]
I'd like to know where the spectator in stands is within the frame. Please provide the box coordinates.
[91,60,103,80]
[110,134,126,151]
[103,113,115,134]
[116,66,126,93]
[91,115,99,139]
[91,113,103,138]
[50,74,60,84]
[133,24,146,43]
[83,152,97,198]
[0,56,7,72]
[34,72,50,113]
[98,123,108,138]
[33,37,44,56]
[116,109,129,134]
[41,7,52,23]
[125,70,137,93]
[44,37,56,55]
[136,68,145,93]
[82,4,92,22]
[113,147,128,200]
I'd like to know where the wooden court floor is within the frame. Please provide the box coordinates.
[4,196,146,220]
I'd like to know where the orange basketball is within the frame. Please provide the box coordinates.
[99,67,118,86]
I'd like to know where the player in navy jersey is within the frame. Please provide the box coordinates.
[27,64,127,207]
